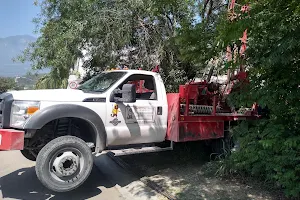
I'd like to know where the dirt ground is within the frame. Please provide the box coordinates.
[120,143,288,200]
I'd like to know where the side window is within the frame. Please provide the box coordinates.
[116,74,157,100]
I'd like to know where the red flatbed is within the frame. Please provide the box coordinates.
[166,93,258,142]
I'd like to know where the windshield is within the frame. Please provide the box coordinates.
[78,71,127,92]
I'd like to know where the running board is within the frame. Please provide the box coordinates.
[106,142,174,156]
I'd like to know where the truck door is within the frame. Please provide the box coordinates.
[105,74,167,146]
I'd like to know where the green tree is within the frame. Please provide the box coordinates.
[0,77,16,93]
[18,0,201,91]
[175,0,228,77]
[35,69,68,89]
[217,0,300,197]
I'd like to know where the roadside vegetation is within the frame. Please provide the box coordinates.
[15,0,300,198]
[0,77,16,93]
[0,72,44,92]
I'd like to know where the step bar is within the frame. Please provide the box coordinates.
[104,141,174,156]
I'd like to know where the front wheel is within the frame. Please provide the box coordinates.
[35,136,93,192]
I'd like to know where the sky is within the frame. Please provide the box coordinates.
[0,0,40,38]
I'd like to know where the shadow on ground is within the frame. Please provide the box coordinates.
[0,152,159,200]
[0,152,155,200]
[0,165,110,200]
[120,142,284,200]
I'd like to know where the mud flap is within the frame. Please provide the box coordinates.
[0,129,24,150]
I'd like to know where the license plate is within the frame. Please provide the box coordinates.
[0,134,2,146]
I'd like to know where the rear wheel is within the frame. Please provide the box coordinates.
[210,132,235,158]
[35,136,93,192]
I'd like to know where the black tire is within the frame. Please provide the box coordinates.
[211,138,226,155]
[35,136,93,192]
[210,135,235,157]
[20,149,37,161]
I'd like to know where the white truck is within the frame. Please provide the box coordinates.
[0,69,170,192]
[0,69,258,192]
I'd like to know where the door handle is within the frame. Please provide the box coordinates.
[157,106,162,115]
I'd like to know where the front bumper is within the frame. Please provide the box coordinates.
[0,129,24,150]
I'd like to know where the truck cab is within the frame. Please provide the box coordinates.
[0,69,169,151]
[0,69,169,192]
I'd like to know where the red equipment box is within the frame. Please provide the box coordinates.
[0,129,25,151]
[166,93,225,142]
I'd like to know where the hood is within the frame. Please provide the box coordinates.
[7,89,106,102]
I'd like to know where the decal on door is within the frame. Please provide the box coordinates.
[111,104,120,117]
[125,106,154,123]
[110,104,121,126]
[126,106,134,120]
[110,118,121,126]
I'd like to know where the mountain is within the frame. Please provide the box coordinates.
[0,35,38,77]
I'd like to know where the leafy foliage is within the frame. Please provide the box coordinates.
[19,0,229,91]
[19,0,205,91]
[216,0,300,197]
[0,77,16,93]
[175,0,227,76]
[35,69,68,89]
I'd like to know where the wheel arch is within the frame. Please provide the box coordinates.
[24,104,106,153]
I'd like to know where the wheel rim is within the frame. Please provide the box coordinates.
[49,147,85,183]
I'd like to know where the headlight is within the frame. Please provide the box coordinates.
[10,101,40,128]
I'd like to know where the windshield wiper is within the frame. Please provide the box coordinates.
[94,89,104,92]
[77,88,92,92]
[77,88,104,93]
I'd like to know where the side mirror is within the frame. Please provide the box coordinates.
[113,84,136,103]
